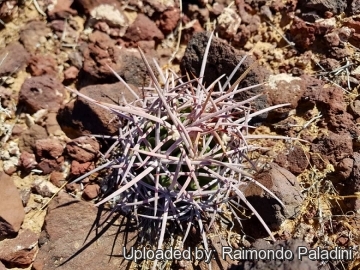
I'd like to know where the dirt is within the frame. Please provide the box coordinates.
[1,0,360,269]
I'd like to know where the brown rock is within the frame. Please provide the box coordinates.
[343,17,360,41]
[0,85,13,109]
[18,75,65,114]
[0,0,18,22]
[233,24,251,47]
[328,111,360,137]
[0,42,29,76]
[18,151,37,171]
[118,49,159,86]
[28,54,58,77]
[66,136,100,162]
[181,18,204,43]
[71,160,95,176]
[275,146,309,174]
[0,172,25,237]
[19,21,51,53]
[319,58,340,70]
[19,124,48,154]
[0,229,38,267]
[137,40,156,53]
[289,17,316,49]
[33,192,137,270]
[11,124,26,138]
[82,184,100,200]
[350,99,360,118]
[324,30,341,47]
[35,138,64,159]
[265,74,306,116]
[310,152,330,171]
[336,236,349,246]
[50,171,66,188]
[81,30,157,85]
[49,19,66,34]
[329,46,352,59]
[65,182,80,192]
[80,30,118,80]
[63,66,79,81]
[187,4,209,25]
[236,0,261,29]
[124,13,164,42]
[336,157,354,180]
[32,179,59,198]
[311,131,353,165]
[158,8,180,34]
[31,259,44,270]
[37,156,64,175]
[299,75,360,137]
[45,112,63,135]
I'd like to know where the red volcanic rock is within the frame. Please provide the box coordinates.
[124,13,164,42]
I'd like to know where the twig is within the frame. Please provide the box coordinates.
[32,0,46,17]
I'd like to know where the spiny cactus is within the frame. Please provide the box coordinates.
[67,32,294,269]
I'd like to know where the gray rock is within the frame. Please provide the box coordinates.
[180,31,270,124]
[241,163,304,234]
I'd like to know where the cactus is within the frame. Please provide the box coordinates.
[67,32,293,269]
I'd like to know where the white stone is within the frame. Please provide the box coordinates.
[268,73,301,90]
[90,4,128,27]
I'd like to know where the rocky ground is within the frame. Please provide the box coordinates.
[1,0,360,269]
